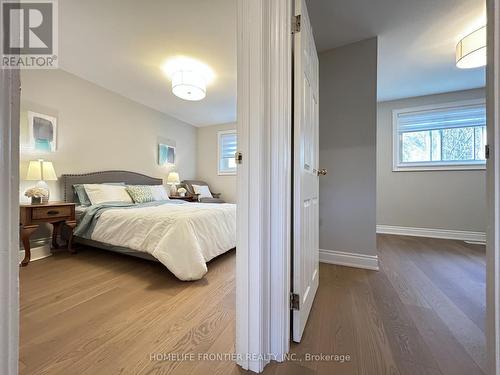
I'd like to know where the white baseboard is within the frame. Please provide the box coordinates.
[319,249,379,270]
[19,242,52,264]
[376,225,486,244]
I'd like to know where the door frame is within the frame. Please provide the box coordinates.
[0,68,20,375]
[487,0,500,373]
[236,0,292,372]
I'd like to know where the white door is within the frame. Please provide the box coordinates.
[292,0,320,343]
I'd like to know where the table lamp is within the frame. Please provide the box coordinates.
[25,159,57,203]
[167,172,180,196]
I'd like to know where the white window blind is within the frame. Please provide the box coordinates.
[218,131,237,175]
[393,101,487,171]
[397,105,486,132]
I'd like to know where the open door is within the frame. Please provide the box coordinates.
[292,0,321,343]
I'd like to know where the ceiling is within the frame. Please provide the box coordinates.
[59,0,236,127]
[58,0,486,127]
[306,0,486,102]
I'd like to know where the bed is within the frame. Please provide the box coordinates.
[61,171,236,281]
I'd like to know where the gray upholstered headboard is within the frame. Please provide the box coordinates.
[61,171,163,203]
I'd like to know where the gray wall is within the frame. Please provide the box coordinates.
[319,38,378,256]
[197,123,237,203]
[377,88,486,232]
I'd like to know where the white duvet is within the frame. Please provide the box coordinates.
[90,203,236,280]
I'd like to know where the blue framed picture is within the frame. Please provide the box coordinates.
[28,111,57,152]
[158,143,175,165]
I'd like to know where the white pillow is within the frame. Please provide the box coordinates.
[83,184,133,205]
[150,185,170,201]
[192,184,212,200]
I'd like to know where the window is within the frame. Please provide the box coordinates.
[218,130,237,175]
[393,100,487,171]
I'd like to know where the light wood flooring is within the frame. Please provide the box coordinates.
[20,235,486,375]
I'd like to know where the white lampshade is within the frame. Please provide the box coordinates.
[167,172,180,184]
[172,70,206,101]
[25,160,57,181]
[456,26,487,69]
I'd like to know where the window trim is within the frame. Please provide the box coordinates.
[217,129,237,176]
[392,98,487,172]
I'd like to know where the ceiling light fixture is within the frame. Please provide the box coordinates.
[161,57,215,101]
[171,70,206,101]
[456,26,487,69]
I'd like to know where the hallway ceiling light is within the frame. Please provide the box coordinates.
[161,57,215,101]
[456,26,487,69]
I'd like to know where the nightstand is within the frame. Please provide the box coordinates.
[169,195,197,202]
[19,202,77,266]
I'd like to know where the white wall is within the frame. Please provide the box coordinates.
[377,88,487,232]
[19,69,197,204]
[319,38,378,256]
[196,123,237,203]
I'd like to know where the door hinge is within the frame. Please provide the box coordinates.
[235,151,243,164]
[292,15,301,34]
[290,293,300,310]
[485,144,490,159]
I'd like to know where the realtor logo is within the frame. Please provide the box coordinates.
[1,0,58,68]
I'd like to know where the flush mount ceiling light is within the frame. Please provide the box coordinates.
[456,26,487,69]
[161,57,215,101]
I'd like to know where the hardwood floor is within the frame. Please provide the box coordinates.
[20,235,486,375]
[264,235,486,375]
[19,247,237,375]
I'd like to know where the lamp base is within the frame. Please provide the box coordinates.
[169,184,178,196]
[36,180,50,203]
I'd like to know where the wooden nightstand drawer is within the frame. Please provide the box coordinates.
[32,206,72,220]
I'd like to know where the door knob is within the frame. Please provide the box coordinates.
[317,168,328,176]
